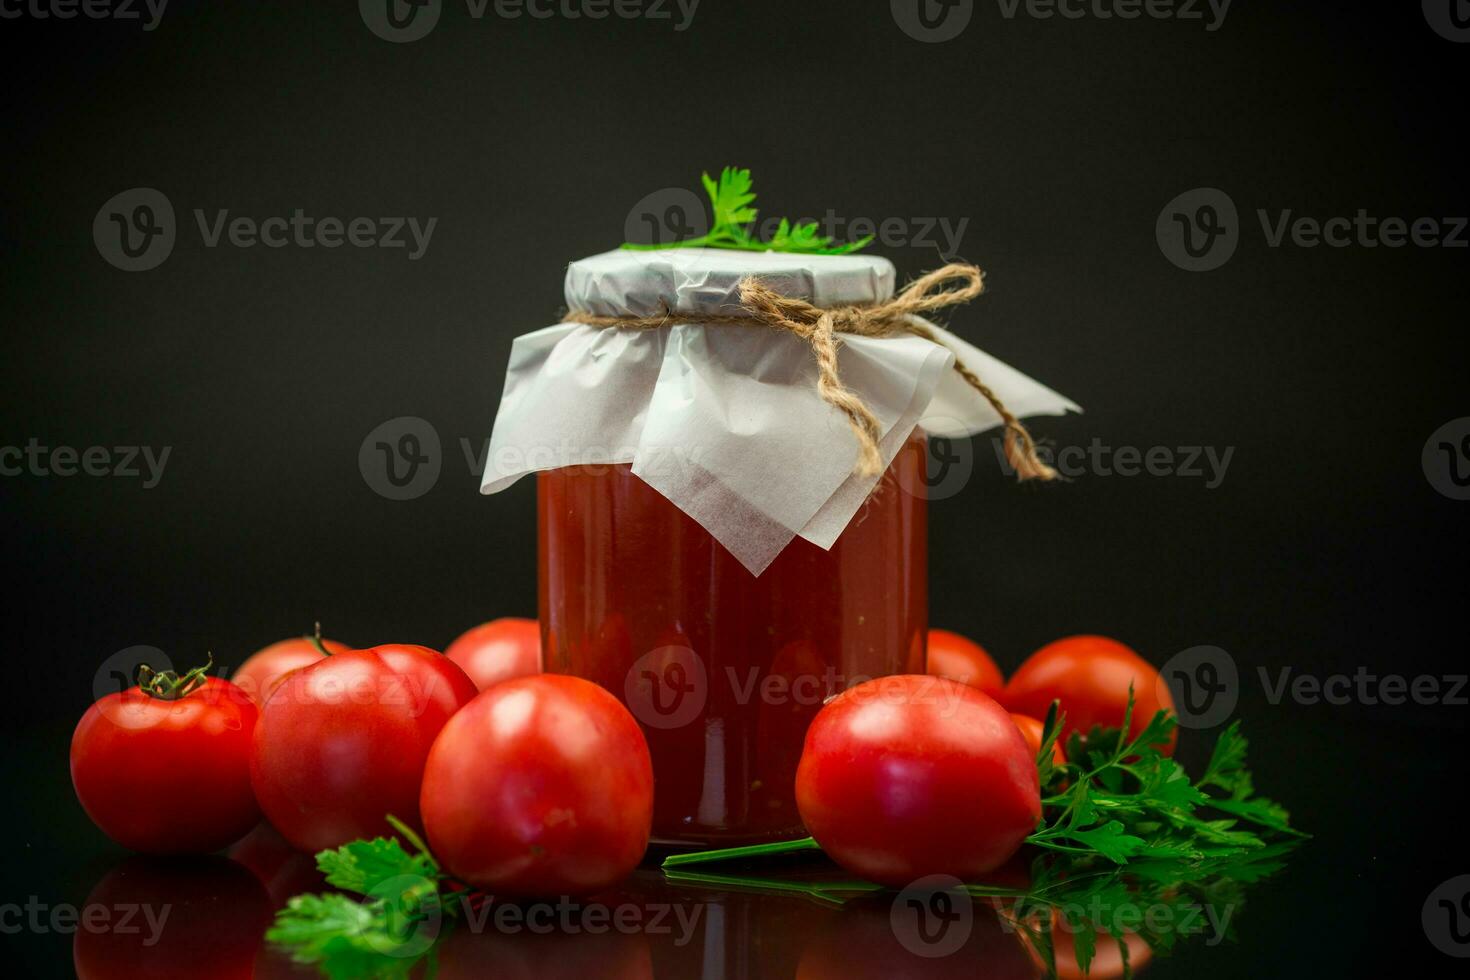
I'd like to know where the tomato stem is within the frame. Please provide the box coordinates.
[307,621,334,657]
[660,837,822,868]
[136,653,214,700]
[385,814,441,873]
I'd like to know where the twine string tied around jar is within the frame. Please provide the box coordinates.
[562,262,1057,482]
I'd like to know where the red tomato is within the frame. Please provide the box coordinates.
[420,674,654,898]
[73,855,271,980]
[230,630,350,705]
[444,617,542,691]
[250,644,478,852]
[795,675,1041,887]
[926,628,1004,698]
[1002,636,1176,754]
[1010,713,1065,767]
[71,670,260,854]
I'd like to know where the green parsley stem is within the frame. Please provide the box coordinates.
[661,836,821,868]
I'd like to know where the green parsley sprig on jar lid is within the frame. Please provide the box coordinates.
[621,166,876,254]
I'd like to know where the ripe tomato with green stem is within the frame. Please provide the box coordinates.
[419,674,654,897]
[794,675,1041,887]
[71,655,261,854]
[229,623,350,705]
[250,644,477,853]
[1003,635,1177,754]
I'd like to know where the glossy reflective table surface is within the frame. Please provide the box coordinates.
[45,834,1165,980]
[6,678,1467,980]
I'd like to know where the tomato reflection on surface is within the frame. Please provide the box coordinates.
[228,822,335,978]
[228,822,329,907]
[643,874,834,979]
[433,903,654,980]
[796,891,1039,980]
[1037,922,1155,980]
[72,855,271,980]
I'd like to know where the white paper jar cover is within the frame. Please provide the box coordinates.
[481,247,1080,575]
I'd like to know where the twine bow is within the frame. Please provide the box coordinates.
[563,262,1057,482]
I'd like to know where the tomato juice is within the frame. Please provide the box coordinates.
[538,434,928,843]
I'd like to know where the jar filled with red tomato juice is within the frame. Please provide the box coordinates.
[538,433,927,843]
[481,247,1074,845]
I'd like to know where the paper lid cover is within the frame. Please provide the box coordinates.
[565,247,897,317]
[482,248,1080,575]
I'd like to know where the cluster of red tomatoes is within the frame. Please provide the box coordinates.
[798,632,1175,887]
[70,623,1173,901]
[70,619,655,897]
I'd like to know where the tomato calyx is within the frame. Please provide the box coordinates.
[136,653,215,701]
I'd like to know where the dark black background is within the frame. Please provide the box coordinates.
[2,0,1466,976]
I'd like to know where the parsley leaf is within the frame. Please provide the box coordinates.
[1066,821,1150,863]
[623,168,874,255]
[702,167,758,229]
[266,893,434,979]
[317,835,438,897]
[267,815,450,979]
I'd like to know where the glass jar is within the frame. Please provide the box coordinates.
[539,433,927,844]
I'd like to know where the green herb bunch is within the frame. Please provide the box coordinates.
[621,167,873,255]
[266,816,452,979]
[1005,699,1306,977]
